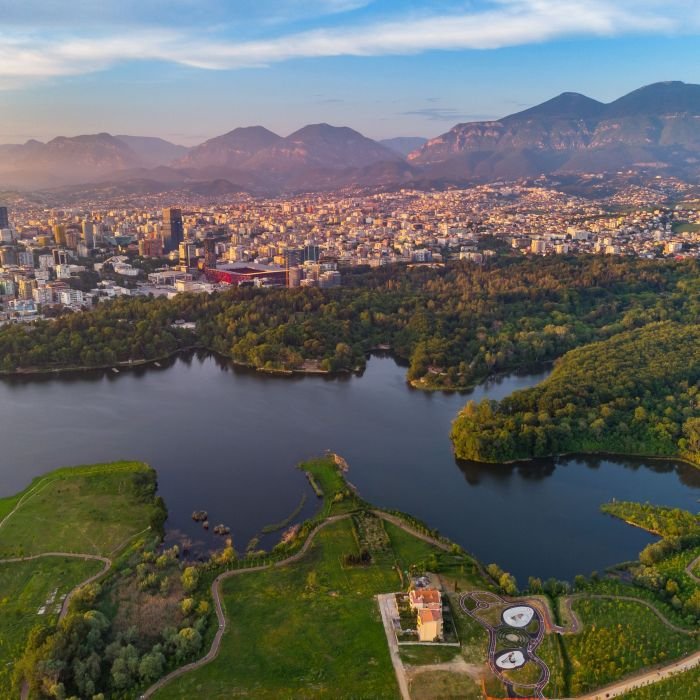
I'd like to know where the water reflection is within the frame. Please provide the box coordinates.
[0,352,697,582]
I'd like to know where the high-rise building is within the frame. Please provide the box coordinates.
[162,207,184,253]
[203,237,217,268]
[52,224,67,246]
[0,207,9,229]
[304,244,321,262]
[284,248,303,268]
[178,240,195,269]
[81,220,95,249]
[53,248,70,266]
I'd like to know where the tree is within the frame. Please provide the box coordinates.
[181,566,199,593]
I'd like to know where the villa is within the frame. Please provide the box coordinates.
[409,588,444,642]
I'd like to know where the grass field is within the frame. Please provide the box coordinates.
[0,461,156,557]
[407,670,482,699]
[155,519,403,699]
[0,461,162,697]
[619,665,700,698]
[0,556,104,695]
[301,455,361,517]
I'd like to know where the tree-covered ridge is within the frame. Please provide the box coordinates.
[0,257,698,388]
[451,322,700,464]
[601,501,700,538]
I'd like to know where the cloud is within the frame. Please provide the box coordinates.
[402,108,496,122]
[0,0,697,84]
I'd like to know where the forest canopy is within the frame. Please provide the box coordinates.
[0,256,698,393]
[451,322,700,465]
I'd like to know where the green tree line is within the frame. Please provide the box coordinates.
[0,256,698,391]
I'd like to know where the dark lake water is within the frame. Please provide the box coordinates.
[1,352,698,583]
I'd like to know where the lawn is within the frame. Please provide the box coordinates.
[301,455,362,517]
[155,519,403,699]
[0,461,158,557]
[407,670,482,699]
[0,556,103,696]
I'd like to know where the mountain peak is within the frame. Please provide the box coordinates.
[504,92,605,122]
[606,81,700,117]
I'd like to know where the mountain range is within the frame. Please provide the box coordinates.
[1,81,699,193]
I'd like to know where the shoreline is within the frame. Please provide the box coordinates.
[0,343,552,394]
[458,448,700,471]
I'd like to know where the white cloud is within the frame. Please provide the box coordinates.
[0,0,697,84]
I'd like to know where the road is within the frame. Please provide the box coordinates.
[377,593,411,700]
[575,648,700,699]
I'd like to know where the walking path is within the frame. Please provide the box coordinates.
[377,593,411,700]
[686,553,700,585]
[459,591,549,699]
[143,510,461,699]
[558,594,696,637]
[575,648,700,699]
[142,514,351,698]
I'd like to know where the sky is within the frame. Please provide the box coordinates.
[0,0,699,145]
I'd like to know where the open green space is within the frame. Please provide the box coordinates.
[301,455,362,517]
[0,461,163,557]
[155,503,486,700]
[399,645,460,665]
[0,461,172,699]
[155,519,407,699]
[407,670,482,700]
[0,556,103,696]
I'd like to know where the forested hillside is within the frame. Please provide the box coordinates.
[451,322,700,465]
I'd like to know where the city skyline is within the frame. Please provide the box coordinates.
[0,0,699,144]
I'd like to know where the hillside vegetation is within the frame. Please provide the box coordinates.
[451,322,700,464]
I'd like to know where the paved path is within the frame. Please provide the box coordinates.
[685,553,700,585]
[143,510,465,699]
[459,591,549,699]
[142,514,351,698]
[575,648,700,699]
[377,593,411,700]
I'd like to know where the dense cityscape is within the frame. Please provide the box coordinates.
[1,176,699,321]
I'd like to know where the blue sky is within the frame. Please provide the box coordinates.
[0,0,698,144]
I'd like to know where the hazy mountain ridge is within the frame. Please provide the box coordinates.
[409,82,700,179]
[1,82,699,192]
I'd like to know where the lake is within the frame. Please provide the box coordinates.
[1,352,698,583]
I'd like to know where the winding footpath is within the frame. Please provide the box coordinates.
[141,514,351,698]
[685,553,700,585]
[142,511,460,699]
